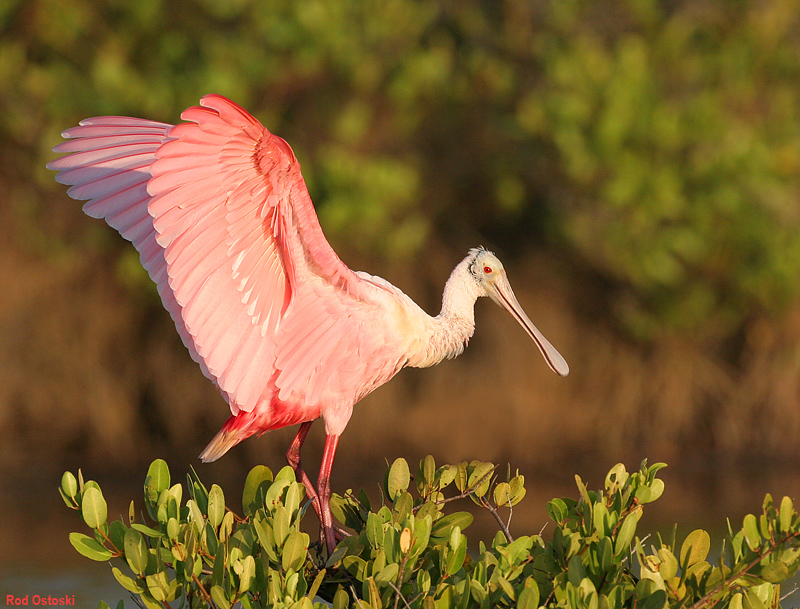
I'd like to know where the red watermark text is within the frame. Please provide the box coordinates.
[6,595,75,606]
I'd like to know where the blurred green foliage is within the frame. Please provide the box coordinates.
[62,457,800,608]
[4,0,800,338]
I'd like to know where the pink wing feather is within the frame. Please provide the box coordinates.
[48,95,406,450]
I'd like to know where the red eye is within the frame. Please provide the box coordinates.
[483,266,492,274]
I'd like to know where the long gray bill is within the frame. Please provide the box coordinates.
[489,275,569,377]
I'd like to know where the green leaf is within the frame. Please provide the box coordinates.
[374,562,399,585]
[575,475,593,506]
[614,509,641,555]
[58,488,74,509]
[743,588,767,609]
[593,502,610,538]
[419,454,436,492]
[567,555,586,586]
[282,530,309,572]
[237,555,256,594]
[326,544,347,568]
[410,516,431,558]
[343,555,369,580]
[657,548,678,580]
[108,521,127,553]
[61,471,78,500]
[437,464,458,489]
[445,531,467,576]
[131,523,162,538]
[308,568,326,600]
[547,498,568,523]
[470,579,488,606]
[393,491,413,523]
[467,461,494,498]
[207,484,225,529]
[112,567,143,594]
[779,496,794,533]
[69,532,113,561]
[264,479,291,512]
[187,498,205,534]
[242,465,273,516]
[605,463,629,492]
[508,474,526,506]
[219,510,235,542]
[145,459,170,494]
[145,571,172,602]
[254,514,278,562]
[365,576,381,608]
[641,589,667,609]
[494,482,512,507]
[81,486,108,529]
[210,585,231,609]
[743,515,761,551]
[517,581,540,609]
[430,511,474,543]
[124,527,148,576]
[284,482,302,518]
[680,529,710,567]
[760,561,789,584]
[333,587,349,609]
[366,512,383,548]
[387,457,410,500]
[273,505,290,547]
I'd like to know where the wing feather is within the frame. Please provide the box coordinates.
[46,119,215,384]
[49,94,401,429]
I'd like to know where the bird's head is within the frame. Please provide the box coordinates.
[467,247,569,377]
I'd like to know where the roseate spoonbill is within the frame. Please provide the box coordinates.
[47,95,569,554]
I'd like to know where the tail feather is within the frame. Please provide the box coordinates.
[199,415,250,462]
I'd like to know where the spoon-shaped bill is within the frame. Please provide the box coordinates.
[487,274,569,377]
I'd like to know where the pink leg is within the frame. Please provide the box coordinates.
[286,422,321,512]
[318,433,340,556]
[286,424,348,553]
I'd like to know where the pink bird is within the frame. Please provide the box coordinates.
[48,95,569,554]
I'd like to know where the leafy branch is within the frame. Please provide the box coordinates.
[60,458,800,609]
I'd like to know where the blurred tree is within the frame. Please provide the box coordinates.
[4,0,799,340]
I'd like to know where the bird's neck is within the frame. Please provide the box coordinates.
[408,258,482,368]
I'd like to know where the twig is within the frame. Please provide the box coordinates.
[474,487,519,542]
[350,584,368,609]
[538,522,548,536]
[481,499,514,542]
[779,584,798,602]
[389,581,416,609]
[686,532,800,609]
[433,467,496,507]
[392,550,412,609]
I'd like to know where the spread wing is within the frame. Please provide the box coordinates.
[48,95,388,417]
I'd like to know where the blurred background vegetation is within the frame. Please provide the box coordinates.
[2,0,800,574]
